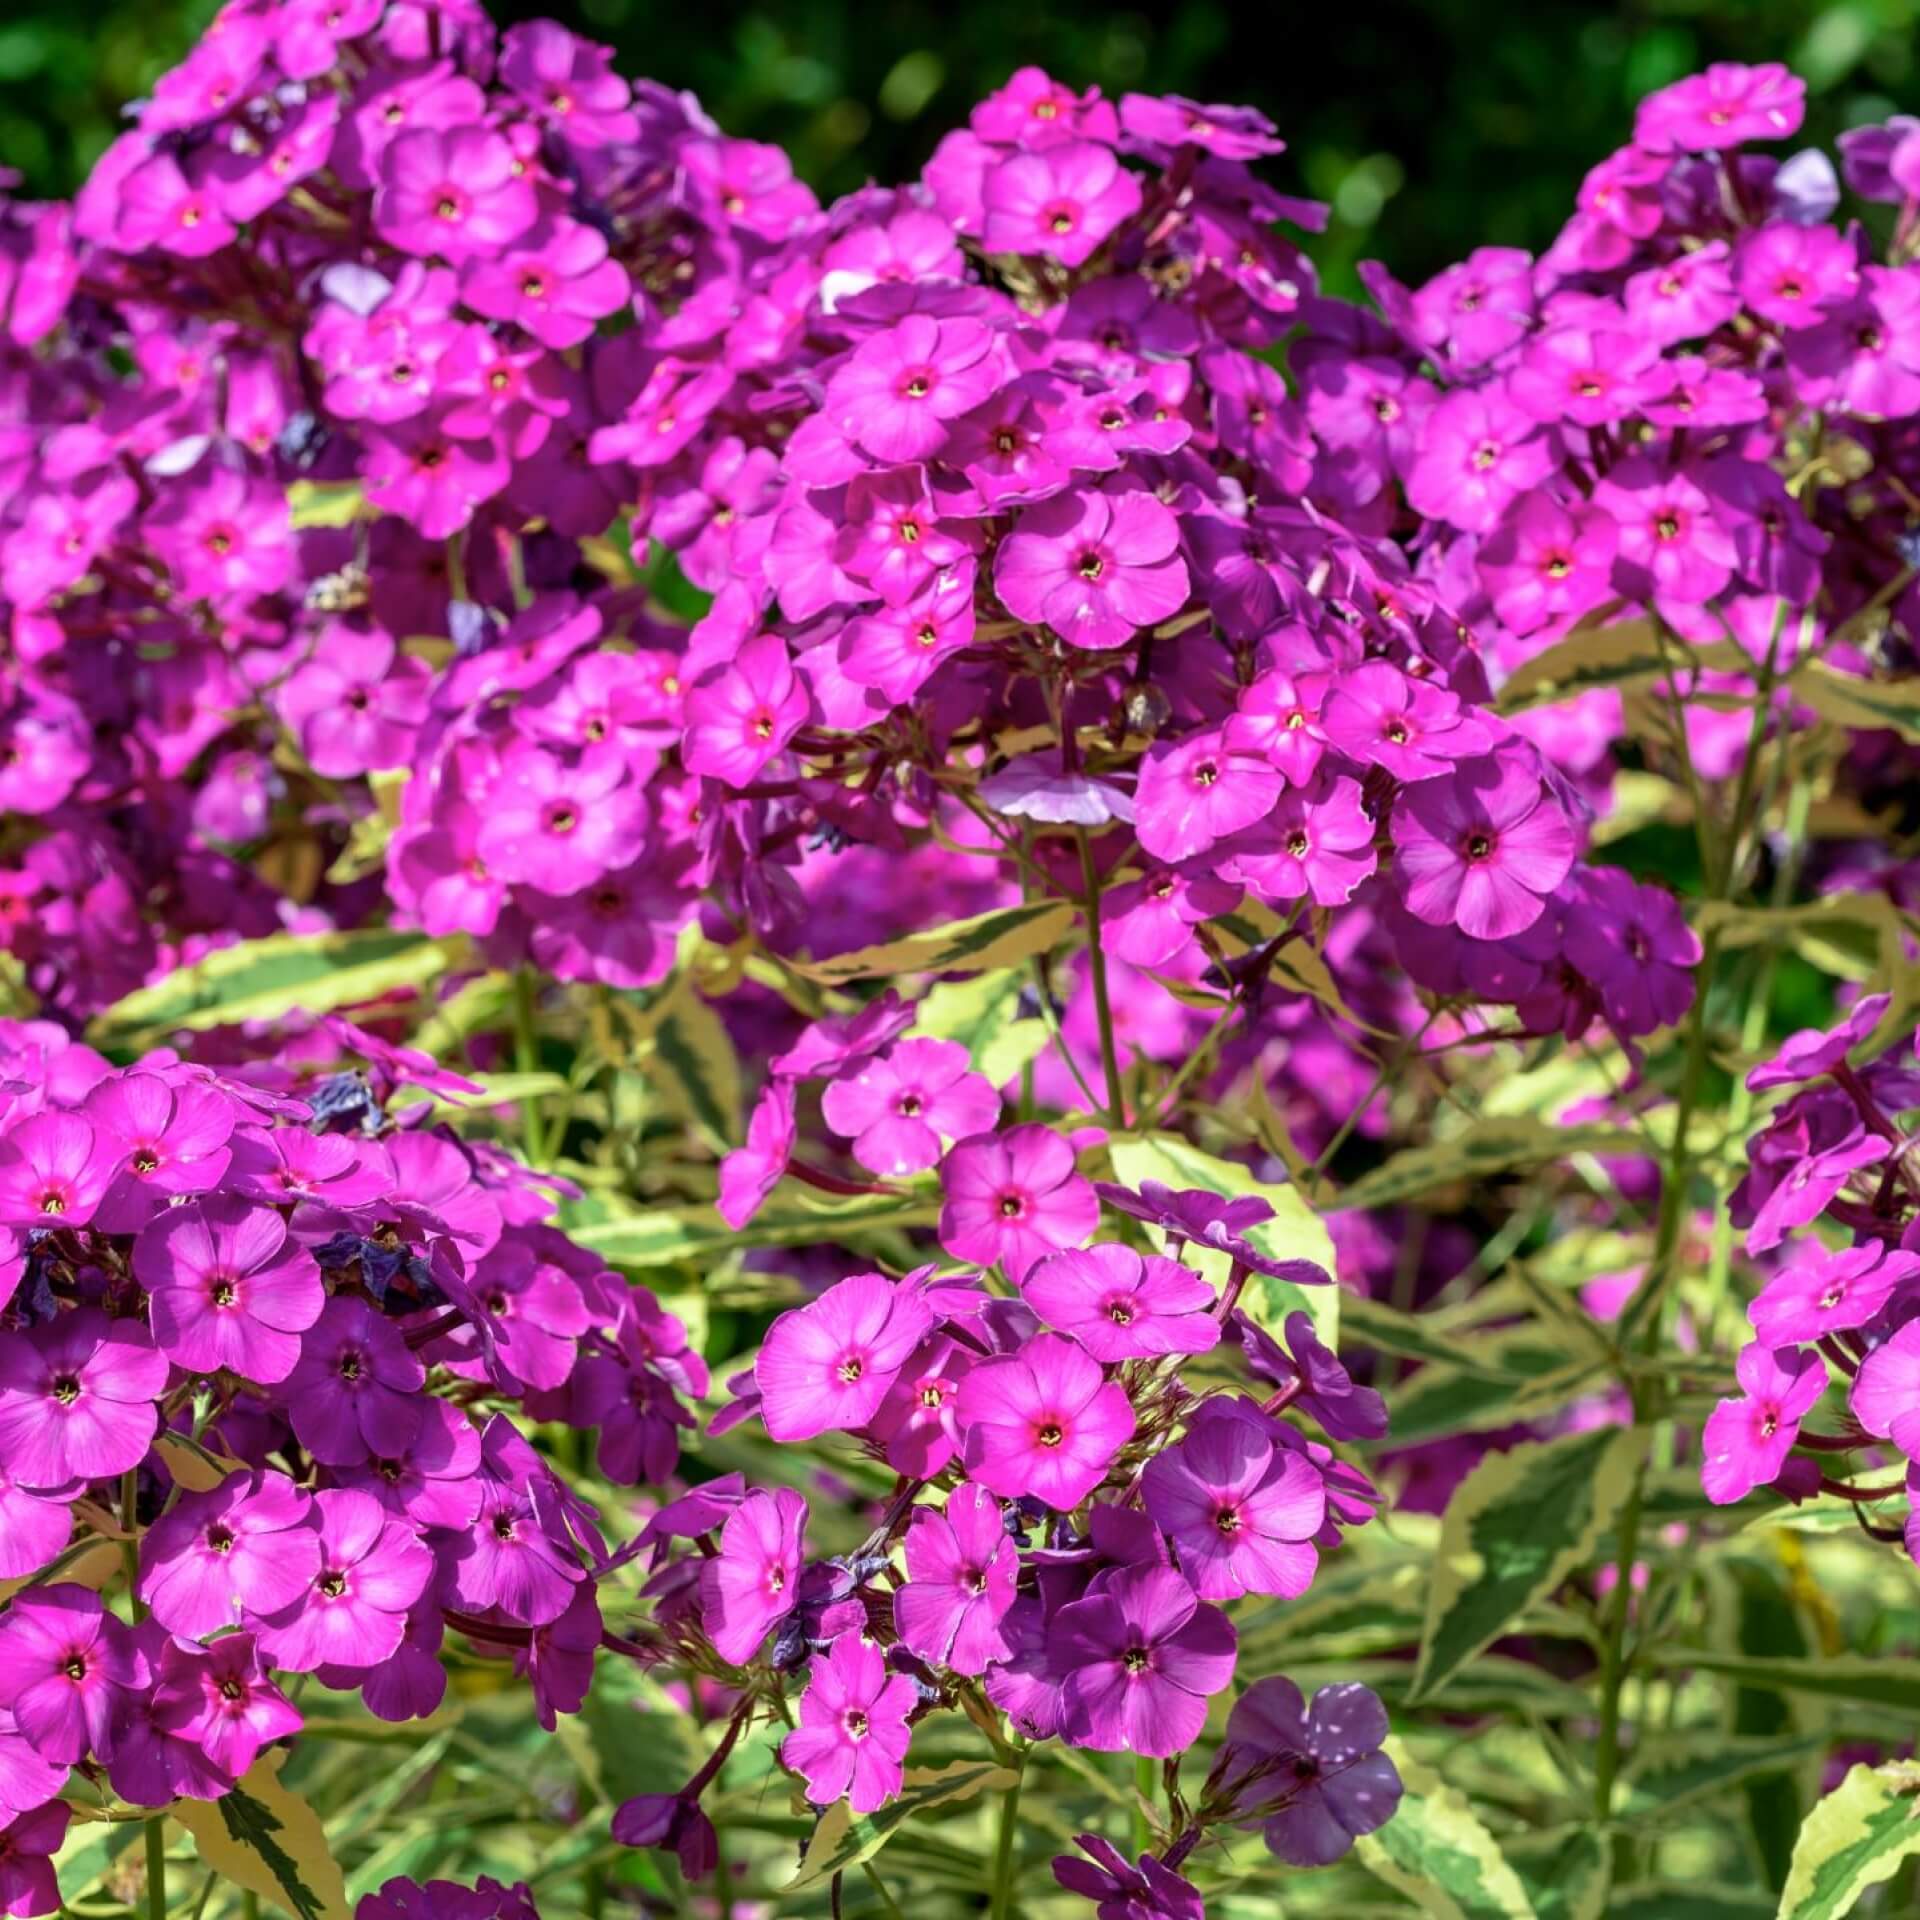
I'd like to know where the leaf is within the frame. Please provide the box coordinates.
[90,930,453,1046]
[1776,1761,1920,1920]
[0,1537,119,1604]
[789,902,1076,983]
[1511,1828,1610,1920]
[914,971,1047,1086]
[1641,1650,1920,1717]
[1610,1888,1777,1920]
[784,1758,1017,1893]
[645,983,741,1154]
[568,1191,941,1267]
[1498,618,1751,711]
[1339,1293,1534,1379]
[173,1754,351,1920]
[152,1431,243,1493]
[1787,660,1920,743]
[1106,1132,1338,1346]
[1383,1330,1609,1447]
[286,481,368,529]
[1330,1119,1646,1213]
[1615,1736,1828,1824]
[1354,1741,1537,1919]
[1212,905,1378,1030]
[1411,1426,1643,1702]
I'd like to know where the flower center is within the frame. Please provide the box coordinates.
[1286,829,1310,858]
[1035,1421,1064,1448]
[1122,1646,1151,1674]
[997,1192,1025,1219]
[131,1149,159,1173]
[51,1375,80,1407]
[62,1656,87,1682]
[1076,549,1105,581]
[837,1355,865,1384]
[1654,513,1681,541]
[211,1278,237,1308]
[1106,1298,1135,1325]
[1464,833,1493,862]
[319,1571,347,1599]
[338,1351,364,1383]
[1215,1504,1243,1535]
[219,1677,245,1702]
[206,1525,235,1555]
[844,1709,869,1739]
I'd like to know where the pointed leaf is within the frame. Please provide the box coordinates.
[1355,1741,1537,1919]
[784,1759,1018,1893]
[1777,1761,1920,1920]
[790,902,1076,983]
[172,1755,350,1920]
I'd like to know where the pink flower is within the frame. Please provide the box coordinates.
[755,1273,936,1442]
[1022,1245,1219,1362]
[476,745,645,894]
[781,1635,916,1813]
[134,1196,324,1384]
[1049,1565,1236,1756]
[363,411,510,539]
[0,1113,122,1228]
[717,1081,797,1229]
[1228,775,1378,908]
[1143,1402,1326,1599]
[1477,492,1620,637]
[994,489,1189,652]
[152,1634,301,1781]
[138,1470,322,1639]
[276,626,432,779]
[896,1484,1019,1675]
[1404,388,1555,535]
[283,1296,426,1467]
[1749,1244,1919,1349]
[1591,457,1737,605]
[956,1331,1134,1508]
[251,1488,433,1673]
[1735,223,1859,331]
[1703,1343,1828,1501]
[0,1586,140,1764]
[981,143,1143,266]
[0,1311,167,1487]
[0,1804,66,1917]
[1391,752,1577,941]
[1635,63,1806,153]
[1320,662,1493,784]
[825,315,1001,464]
[682,635,811,789]
[700,1488,807,1664]
[81,1073,235,1233]
[374,127,539,260]
[939,1125,1099,1280]
[822,1040,1000,1176]
[1135,729,1283,865]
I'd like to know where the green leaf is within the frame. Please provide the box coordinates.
[1511,1828,1610,1920]
[1411,1425,1643,1702]
[1777,1762,1920,1920]
[90,929,453,1046]
[1355,1741,1537,1919]
[1616,1736,1828,1823]
[568,1190,941,1266]
[1497,616,1751,711]
[1609,1888,1777,1920]
[1329,1119,1645,1212]
[1642,1650,1920,1717]
[789,901,1076,983]
[784,1758,1018,1893]
[913,970,1046,1085]
[1787,660,1920,744]
[1383,1331,1606,1448]
[286,480,368,529]
[1106,1131,1338,1345]
[644,983,741,1153]
[1340,1292,1538,1379]
[173,1755,351,1919]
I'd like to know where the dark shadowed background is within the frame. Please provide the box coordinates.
[7,0,1920,291]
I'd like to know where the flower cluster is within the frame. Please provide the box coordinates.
[0,1014,701,1911]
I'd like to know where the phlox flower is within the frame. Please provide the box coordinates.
[981,142,1142,266]
[252,1488,433,1673]
[0,1311,167,1487]
[1749,1244,1919,1349]
[895,1484,1019,1674]
[1702,1342,1828,1503]
[1135,730,1283,865]
[822,1039,999,1176]
[939,1125,1099,1280]
[780,1634,916,1813]
[138,1470,323,1639]
[700,1487,808,1665]
[283,1296,426,1467]
[755,1272,936,1442]
[956,1331,1134,1508]
[681,636,810,789]
[373,127,538,261]
[1022,1245,1219,1362]
[994,489,1189,652]
[824,315,1001,464]
[0,1586,140,1764]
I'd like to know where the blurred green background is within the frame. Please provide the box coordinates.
[8,0,1920,291]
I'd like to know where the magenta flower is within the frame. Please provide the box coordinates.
[134,1196,324,1384]
[0,1310,167,1487]
[0,1805,67,1919]
[895,1484,1019,1675]
[716,1080,797,1230]
[476,744,645,895]
[957,1331,1134,1508]
[1135,729,1284,865]
[252,1488,433,1673]
[1734,224,1859,331]
[1320,662,1492,784]
[81,1072,234,1232]
[1143,1402,1326,1599]
[821,1040,1000,1176]
[0,1473,75,1584]
[869,1334,976,1477]
[152,1634,301,1781]
[1478,492,1620,638]
[138,1470,322,1639]
[1564,869,1702,1038]
[0,1586,140,1764]
[1391,752,1577,941]
[1748,993,1891,1092]
[1852,1320,1920,1460]
[1238,1311,1390,1443]
[1702,1343,1829,1503]
[781,1634,916,1813]
[1404,388,1555,534]
[755,1272,936,1442]
[939,1125,1099,1281]
[825,315,1001,463]
[1591,457,1737,605]
[1022,1245,1219,1362]
[700,1487,808,1665]
[282,1296,426,1467]
[276,626,431,779]
[374,127,538,261]
[682,636,811,790]
[0,1113,121,1228]
[1752,1245,1919,1350]
[995,489,1189,653]
[446,1472,585,1627]
[1229,775,1378,908]
[981,142,1143,266]
[461,221,632,349]
[1214,1676,1402,1866]
[1635,62,1805,152]
[1050,1565,1236,1756]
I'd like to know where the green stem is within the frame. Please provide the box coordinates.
[862,1861,907,1919]
[145,1817,166,1920]
[121,1468,144,1620]
[511,969,550,1162]
[988,1766,1024,1920]
[1590,1431,1647,1825]
[1132,1753,1155,1857]
[1075,828,1126,1129]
